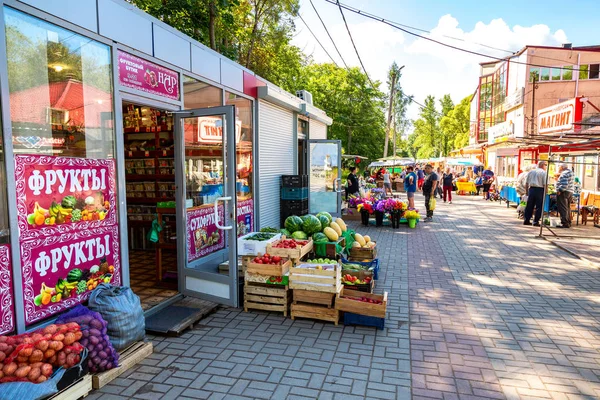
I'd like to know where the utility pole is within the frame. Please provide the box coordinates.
[384,71,397,159]
[392,116,397,158]
[531,75,538,135]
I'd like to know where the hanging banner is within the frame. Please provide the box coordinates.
[14,155,117,241]
[117,50,180,101]
[236,199,254,237]
[0,244,15,335]
[187,205,226,262]
[537,98,583,135]
[20,225,121,325]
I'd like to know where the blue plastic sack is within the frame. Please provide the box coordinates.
[88,284,145,350]
[0,368,65,400]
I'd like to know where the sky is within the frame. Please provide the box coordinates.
[292,0,599,122]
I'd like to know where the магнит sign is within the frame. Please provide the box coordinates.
[118,50,180,101]
[537,98,583,135]
[14,155,117,241]
[20,225,121,325]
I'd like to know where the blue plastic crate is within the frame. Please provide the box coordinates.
[340,257,380,280]
[343,312,385,330]
[281,187,308,200]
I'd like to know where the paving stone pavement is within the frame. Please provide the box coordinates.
[88,195,600,399]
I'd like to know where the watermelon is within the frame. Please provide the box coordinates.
[302,215,322,235]
[313,232,328,243]
[284,215,303,233]
[316,212,333,225]
[280,228,291,237]
[291,231,308,240]
[317,215,330,231]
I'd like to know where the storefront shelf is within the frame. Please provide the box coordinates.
[126,174,175,181]
[124,126,171,134]
[125,150,175,158]
[127,197,175,204]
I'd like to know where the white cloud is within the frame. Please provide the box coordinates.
[293,9,569,123]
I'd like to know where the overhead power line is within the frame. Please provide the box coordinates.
[309,0,349,69]
[297,13,339,67]
[324,0,589,72]
[335,0,376,87]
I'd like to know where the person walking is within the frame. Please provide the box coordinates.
[523,161,548,226]
[345,166,359,200]
[416,166,425,191]
[482,167,495,200]
[516,165,534,197]
[422,164,439,222]
[474,172,483,195]
[555,163,574,228]
[383,169,393,197]
[442,167,454,204]
[435,167,443,198]
[404,166,417,209]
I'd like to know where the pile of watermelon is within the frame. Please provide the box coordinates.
[283,212,347,243]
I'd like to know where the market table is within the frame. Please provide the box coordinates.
[500,186,520,207]
[456,181,477,194]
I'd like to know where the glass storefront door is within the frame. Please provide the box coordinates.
[174,106,238,306]
[308,140,342,216]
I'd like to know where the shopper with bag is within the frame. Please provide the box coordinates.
[422,164,439,222]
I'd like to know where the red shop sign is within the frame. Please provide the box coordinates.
[118,50,180,101]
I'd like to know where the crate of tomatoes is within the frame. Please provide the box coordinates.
[245,254,292,277]
[266,237,313,260]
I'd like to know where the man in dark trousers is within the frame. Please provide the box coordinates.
[523,161,547,226]
[555,163,574,228]
[346,166,359,200]
[422,164,439,222]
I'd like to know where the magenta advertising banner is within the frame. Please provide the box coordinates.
[187,205,226,262]
[0,244,15,335]
[118,50,180,101]
[14,155,117,241]
[236,199,254,237]
[20,225,121,325]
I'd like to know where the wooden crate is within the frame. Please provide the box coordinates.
[349,243,377,260]
[245,258,292,276]
[92,341,153,389]
[50,375,92,400]
[293,289,336,307]
[342,279,374,293]
[335,287,387,318]
[244,282,291,316]
[313,237,346,258]
[266,238,313,260]
[289,264,341,293]
[342,207,362,221]
[291,303,339,325]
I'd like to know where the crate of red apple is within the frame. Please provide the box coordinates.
[335,287,387,318]
[245,254,292,277]
[266,237,313,260]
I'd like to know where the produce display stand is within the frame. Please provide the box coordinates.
[289,263,342,325]
[92,341,153,390]
[336,288,388,330]
[267,238,313,260]
[242,255,291,316]
[289,264,342,293]
[349,243,377,260]
[293,289,335,307]
[50,375,93,400]
[290,302,339,325]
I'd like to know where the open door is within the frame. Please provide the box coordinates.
[308,140,342,217]
[174,106,238,306]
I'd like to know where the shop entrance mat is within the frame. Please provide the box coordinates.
[145,298,218,335]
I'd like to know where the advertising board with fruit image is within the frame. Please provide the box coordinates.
[19,225,121,325]
[0,244,15,335]
[236,198,254,238]
[187,205,225,262]
[14,155,117,241]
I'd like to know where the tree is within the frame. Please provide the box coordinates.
[439,94,455,157]
[440,95,472,151]
[411,96,440,159]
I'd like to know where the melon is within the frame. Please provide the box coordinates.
[313,232,328,243]
[284,215,303,233]
[352,241,361,248]
[323,227,339,241]
[363,235,371,244]
[354,233,366,247]
[335,218,347,232]
[316,211,333,224]
[329,221,342,237]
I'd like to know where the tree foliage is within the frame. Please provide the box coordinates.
[440,95,472,151]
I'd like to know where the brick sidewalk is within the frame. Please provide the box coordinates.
[88,195,600,399]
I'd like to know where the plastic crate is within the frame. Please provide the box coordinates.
[281,199,309,213]
[340,257,380,280]
[343,312,385,330]
[282,175,308,188]
[281,187,308,200]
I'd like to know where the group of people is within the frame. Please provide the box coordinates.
[517,161,575,228]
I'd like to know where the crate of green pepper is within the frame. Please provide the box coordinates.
[237,232,282,256]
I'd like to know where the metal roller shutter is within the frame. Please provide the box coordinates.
[258,100,294,229]
[310,120,327,139]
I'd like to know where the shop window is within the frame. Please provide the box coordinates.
[225,93,254,236]
[551,67,561,81]
[540,68,550,81]
[562,66,573,80]
[0,115,7,245]
[590,64,600,80]
[579,65,589,80]
[4,7,115,158]
[529,68,540,82]
[183,76,222,109]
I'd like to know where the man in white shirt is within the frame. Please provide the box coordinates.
[523,161,547,226]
